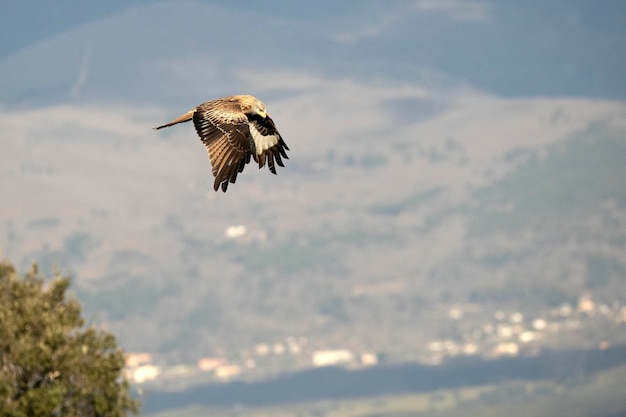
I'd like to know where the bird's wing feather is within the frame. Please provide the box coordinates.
[193,100,253,192]
[248,115,290,175]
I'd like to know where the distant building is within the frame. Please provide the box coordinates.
[225,225,247,239]
[272,343,286,355]
[198,357,226,372]
[312,349,354,367]
[519,331,538,343]
[490,342,519,357]
[448,306,463,319]
[531,318,547,330]
[578,294,595,313]
[125,365,161,384]
[288,342,302,355]
[360,352,378,366]
[254,343,270,356]
[125,352,159,383]
[497,324,514,339]
[509,312,524,324]
[428,341,444,352]
[214,365,242,380]
[125,352,152,368]
[463,343,478,355]
[554,303,573,317]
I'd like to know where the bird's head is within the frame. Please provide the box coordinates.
[240,95,268,119]
[250,99,267,119]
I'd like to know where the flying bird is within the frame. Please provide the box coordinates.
[155,95,289,192]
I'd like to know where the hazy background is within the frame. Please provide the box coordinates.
[2,1,626,414]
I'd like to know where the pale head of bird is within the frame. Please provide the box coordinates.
[250,99,267,119]
[241,95,267,119]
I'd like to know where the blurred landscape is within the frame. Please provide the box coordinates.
[1,1,626,416]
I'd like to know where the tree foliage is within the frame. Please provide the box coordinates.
[0,261,140,417]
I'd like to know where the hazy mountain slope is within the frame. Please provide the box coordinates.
[2,73,625,358]
[2,0,626,362]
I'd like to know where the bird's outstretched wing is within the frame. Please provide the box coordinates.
[247,114,290,175]
[193,100,254,192]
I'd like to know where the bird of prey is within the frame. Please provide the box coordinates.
[155,95,289,192]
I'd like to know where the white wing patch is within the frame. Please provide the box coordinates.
[249,123,280,155]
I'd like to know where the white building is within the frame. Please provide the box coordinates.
[126,365,161,384]
[312,349,354,367]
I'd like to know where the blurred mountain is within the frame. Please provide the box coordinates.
[2,1,626,108]
[1,1,626,362]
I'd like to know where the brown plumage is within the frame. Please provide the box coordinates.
[155,95,289,192]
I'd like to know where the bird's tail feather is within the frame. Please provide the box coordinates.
[154,110,194,130]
